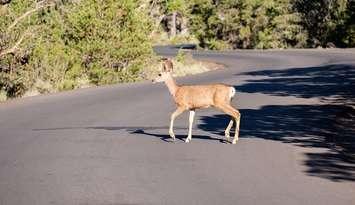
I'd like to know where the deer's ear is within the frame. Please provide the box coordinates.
[163,59,173,72]
[162,62,167,72]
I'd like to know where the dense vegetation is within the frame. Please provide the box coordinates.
[0,0,354,100]
[185,0,354,49]
[0,0,153,99]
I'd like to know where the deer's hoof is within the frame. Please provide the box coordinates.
[232,140,238,144]
[185,138,191,143]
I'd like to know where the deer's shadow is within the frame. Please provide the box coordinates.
[33,126,229,143]
[130,128,228,143]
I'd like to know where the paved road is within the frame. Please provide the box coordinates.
[0,48,354,205]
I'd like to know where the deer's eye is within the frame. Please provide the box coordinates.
[158,73,162,77]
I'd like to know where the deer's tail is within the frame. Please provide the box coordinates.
[229,86,236,101]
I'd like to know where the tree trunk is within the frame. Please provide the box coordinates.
[170,11,177,38]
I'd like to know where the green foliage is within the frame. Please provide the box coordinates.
[166,0,187,13]
[153,0,354,48]
[293,0,352,47]
[176,49,187,63]
[188,0,307,49]
[207,39,231,50]
[1,0,354,100]
[64,0,153,84]
[0,0,154,98]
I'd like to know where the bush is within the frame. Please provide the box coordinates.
[0,0,154,98]
[188,0,307,49]
[207,39,231,50]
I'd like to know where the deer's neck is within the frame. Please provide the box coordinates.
[164,74,179,96]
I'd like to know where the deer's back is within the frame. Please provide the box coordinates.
[175,84,232,109]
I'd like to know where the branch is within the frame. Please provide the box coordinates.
[0,31,29,58]
[7,0,55,31]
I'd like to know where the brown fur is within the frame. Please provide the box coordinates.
[156,59,241,144]
[174,84,232,110]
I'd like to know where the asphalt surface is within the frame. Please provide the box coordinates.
[0,47,354,205]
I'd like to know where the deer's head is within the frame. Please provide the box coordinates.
[152,58,173,83]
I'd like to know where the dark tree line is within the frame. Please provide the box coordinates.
[160,0,354,49]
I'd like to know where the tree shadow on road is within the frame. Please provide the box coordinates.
[207,63,355,182]
[199,104,355,182]
[236,64,355,106]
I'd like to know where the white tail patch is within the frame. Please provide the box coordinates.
[229,87,236,99]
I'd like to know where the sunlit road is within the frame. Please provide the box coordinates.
[0,47,354,205]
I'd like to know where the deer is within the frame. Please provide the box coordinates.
[153,58,241,144]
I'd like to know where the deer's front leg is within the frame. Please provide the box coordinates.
[186,110,195,143]
[169,107,185,141]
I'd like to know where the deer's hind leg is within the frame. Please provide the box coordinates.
[217,104,241,144]
[233,112,241,144]
[225,118,234,141]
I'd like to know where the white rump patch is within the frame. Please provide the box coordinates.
[229,87,236,99]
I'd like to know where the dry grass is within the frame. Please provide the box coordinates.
[0,90,7,102]
[143,51,223,81]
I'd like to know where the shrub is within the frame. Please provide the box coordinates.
[0,0,154,98]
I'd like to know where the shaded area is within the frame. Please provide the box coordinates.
[130,128,225,143]
[33,126,226,143]
[305,152,355,182]
[234,63,355,154]
[198,104,355,182]
[236,64,355,106]
[33,126,181,132]
[212,63,355,182]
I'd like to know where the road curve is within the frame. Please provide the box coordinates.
[0,47,354,205]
